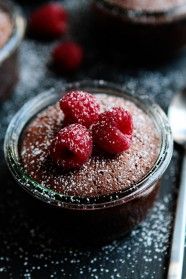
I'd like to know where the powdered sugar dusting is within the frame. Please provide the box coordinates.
[60,90,100,128]
[0,0,184,277]
[21,93,160,197]
[50,123,93,169]
[0,193,174,278]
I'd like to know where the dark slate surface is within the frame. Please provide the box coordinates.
[0,0,186,278]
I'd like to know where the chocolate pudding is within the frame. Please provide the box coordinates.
[5,82,173,242]
[0,5,15,101]
[21,94,160,198]
[18,91,163,242]
[0,2,25,101]
[93,0,186,59]
[0,8,12,48]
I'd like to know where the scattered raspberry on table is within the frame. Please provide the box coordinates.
[29,3,68,39]
[52,42,84,73]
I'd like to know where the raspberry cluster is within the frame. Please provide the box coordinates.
[50,91,133,169]
[28,3,83,73]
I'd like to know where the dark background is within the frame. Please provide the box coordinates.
[0,0,186,278]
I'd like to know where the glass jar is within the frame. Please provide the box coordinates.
[0,1,25,101]
[92,0,186,57]
[4,80,173,242]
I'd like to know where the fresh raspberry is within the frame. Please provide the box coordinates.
[29,3,68,39]
[50,124,93,169]
[59,91,100,128]
[52,42,83,73]
[92,107,133,154]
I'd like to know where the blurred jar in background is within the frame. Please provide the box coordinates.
[92,0,186,60]
[0,1,25,101]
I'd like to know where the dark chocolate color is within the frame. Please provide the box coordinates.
[92,0,186,58]
[0,4,20,101]
[0,0,184,278]
[0,51,19,101]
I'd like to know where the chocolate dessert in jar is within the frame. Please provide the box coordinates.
[92,0,186,57]
[0,1,25,101]
[4,80,173,243]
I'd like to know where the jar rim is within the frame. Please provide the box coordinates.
[4,80,173,210]
[94,0,186,24]
[0,1,26,64]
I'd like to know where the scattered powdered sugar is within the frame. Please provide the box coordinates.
[0,0,185,277]
[0,192,175,279]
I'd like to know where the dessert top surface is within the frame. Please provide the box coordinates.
[20,94,161,198]
[106,0,186,12]
[0,8,12,48]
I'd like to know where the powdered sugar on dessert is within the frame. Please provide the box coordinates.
[20,93,161,197]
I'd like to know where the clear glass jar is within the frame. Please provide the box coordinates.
[0,1,25,101]
[4,80,173,242]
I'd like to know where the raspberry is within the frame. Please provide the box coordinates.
[59,91,100,128]
[29,3,68,39]
[50,124,93,169]
[92,107,133,154]
[52,42,83,73]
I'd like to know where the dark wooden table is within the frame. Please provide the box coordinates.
[0,0,186,278]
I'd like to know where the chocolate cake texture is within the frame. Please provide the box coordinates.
[21,94,160,198]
